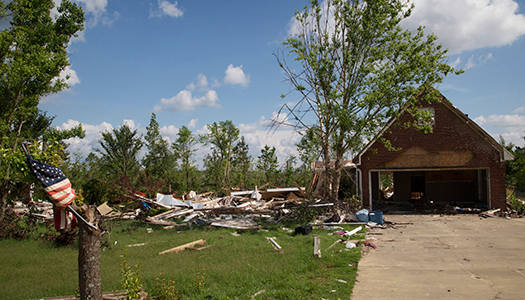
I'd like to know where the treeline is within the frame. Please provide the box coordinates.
[61,114,319,205]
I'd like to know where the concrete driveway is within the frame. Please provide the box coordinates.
[351,214,525,300]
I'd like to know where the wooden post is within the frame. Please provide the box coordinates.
[78,206,102,300]
[314,235,321,258]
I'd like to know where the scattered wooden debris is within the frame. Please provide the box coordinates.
[126,243,146,247]
[266,237,282,251]
[343,226,362,238]
[96,202,113,216]
[326,239,342,251]
[313,235,321,258]
[159,239,206,255]
[187,244,214,251]
[250,289,266,300]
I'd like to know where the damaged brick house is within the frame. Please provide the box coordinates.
[354,92,514,210]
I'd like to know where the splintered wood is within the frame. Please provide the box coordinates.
[159,239,206,255]
[266,237,282,251]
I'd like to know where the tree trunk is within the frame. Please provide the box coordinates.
[331,158,343,202]
[322,137,332,200]
[78,206,102,300]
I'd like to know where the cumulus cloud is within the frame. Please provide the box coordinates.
[238,115,301,164]
[403,0,525,55]
[186,74,208,91]
[513,106,525,114]
[224,64,250,86]
[60,120,113,157]
[60,66,81,86]
[287,0,525,57]
[188,119,198,129]
[150,0,183,18]
[474,112,525,146]
[474,114,525,127]
[154,90,220,112]
[74,0,118,27]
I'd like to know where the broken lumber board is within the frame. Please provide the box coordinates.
[343,226,363,238]
[266,237,282,251]
[313,235,321,258]
[151,208,176,219]
[158,209,194,220]
[96,202,113,216]
[308,203,334,208]
[187,244,215,251]
[294,182,306,197]
[326,239,342,251]
[211,223,261,231]
[144,216,186,227]
[159,239,206,255]
[258,182,270,190]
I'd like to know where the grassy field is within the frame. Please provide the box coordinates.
[0,218,363,300]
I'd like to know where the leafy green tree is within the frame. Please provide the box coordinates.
[281,154,298,187]
[231,136,252,189]
[0,0,84,179]
[199,120,239,188]
[96,124,143,181]
[173,125,198,192]
[202,149,223,192]
[142,113,176,189]
[503,134,525,193]
[257,145,279,185]
[273,0,461,201]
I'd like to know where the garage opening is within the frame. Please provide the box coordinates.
[371,169,489,209]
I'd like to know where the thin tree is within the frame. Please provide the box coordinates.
[199,120,239,188]
[272,0,461,201]
[257,145,279,185]
[232,136,252,189]
[96,124,143,181]
[143,113,176,189]
[173,125,198,192]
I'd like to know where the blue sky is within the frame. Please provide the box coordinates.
[41,0,525,167]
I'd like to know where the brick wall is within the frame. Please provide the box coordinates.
[356,99,507,209]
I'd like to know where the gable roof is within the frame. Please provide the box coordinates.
[355,91,514,166]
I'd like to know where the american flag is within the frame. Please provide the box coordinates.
[26,155,77,229]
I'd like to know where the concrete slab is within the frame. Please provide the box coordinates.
[351,214,525,300]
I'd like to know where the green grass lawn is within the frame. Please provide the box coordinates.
[0,218,363,300]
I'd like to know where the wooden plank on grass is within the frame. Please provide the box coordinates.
[266,237,282,251]
[187,245,215,251]
[159,239,206,255]
[314,235,321,258]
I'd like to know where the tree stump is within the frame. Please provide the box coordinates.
[78,206,101,300]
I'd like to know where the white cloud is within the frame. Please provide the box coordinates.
[186,74,208,91]
[474,113,525,146]
[403,0,525,55]
[122,119,137,129]
[464,53,493,69]
[154,89,220,112]
[74,0,117,27]
[188,119,198,129]
[449,57,461,68]
[513,106,525,114]
[224,64,250,86]
[474,114,525,127]
[287,0,525,57]
[150,0,183,18]
[238,116,301,164]
[60,120,113,157]
[60,66,81,86]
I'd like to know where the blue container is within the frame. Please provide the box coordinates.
[355,209,369,222]
[369,210,383,225]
